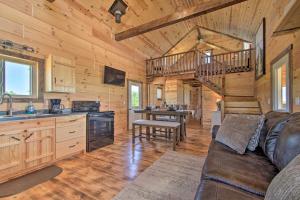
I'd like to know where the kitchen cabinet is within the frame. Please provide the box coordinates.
[24,124,55,169]
[45,54,76,93]
[55,115,86,160]
[0,115,86,183]
[0,131,23,180]
[0,118,55,182]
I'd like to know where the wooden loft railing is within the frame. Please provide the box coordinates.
[146,50,197,77]
[146,49,255,95]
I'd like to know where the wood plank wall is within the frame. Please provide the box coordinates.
[0,0,147,135]
[255,0,300,113]
[202,85,221,128]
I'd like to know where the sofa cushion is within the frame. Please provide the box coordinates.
[263,117,290,162]
[273,113,300,170]
[265,154,300,200]
[202,141,278,196]
[247,115,265,151]
[195,179,263,200]
[259,111,290,148]
[216,114,263,154]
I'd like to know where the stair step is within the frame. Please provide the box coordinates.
[224,96,257,102]
[225,101,260,108]
[225,107,261,115]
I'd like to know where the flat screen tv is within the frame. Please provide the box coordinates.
[104,66,126,86]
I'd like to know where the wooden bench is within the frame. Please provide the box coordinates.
[132,120,181,150]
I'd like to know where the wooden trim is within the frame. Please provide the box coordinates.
[270,44,293,113]
[115,0,248,41]
[0,49,45,103]
[127,79,144,131]
[255,18,266,80]
[270,44,293,65]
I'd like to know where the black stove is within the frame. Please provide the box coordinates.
[72,101,114,152]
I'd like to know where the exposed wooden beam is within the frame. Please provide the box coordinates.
[163,26,198,56]
[197,25,252,43]
[273,0,300,36]
[115,0,249,41]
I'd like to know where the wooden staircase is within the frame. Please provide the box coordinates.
[222,96,262,116]
[146,48,262,116]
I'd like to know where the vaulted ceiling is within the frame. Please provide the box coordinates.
[65,0,278,58]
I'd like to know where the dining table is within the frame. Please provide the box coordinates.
[133,109,190,141]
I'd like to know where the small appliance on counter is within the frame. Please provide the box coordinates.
[72,101,114,152]
[49,99,65,114]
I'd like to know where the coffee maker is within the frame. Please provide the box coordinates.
[49,99,65,114]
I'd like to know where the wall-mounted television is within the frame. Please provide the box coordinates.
[104,66,126,87]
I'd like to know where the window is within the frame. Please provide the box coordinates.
[0,55,38,99]
[243,42,251,50]
[204,50,212,64]
[272,50,291,112]
[156,87,162,100]
[131,85,140,108]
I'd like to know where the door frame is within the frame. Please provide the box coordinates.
[270,44,293,112]
[127,79,143,130]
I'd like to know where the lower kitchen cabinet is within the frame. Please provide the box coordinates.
[0,114,86,183]
[0,131,24,181]
[24,123,55,169]
[55,115,86,160]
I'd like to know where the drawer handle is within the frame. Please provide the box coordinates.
[25,133,34,141]
[0,134,5,137]
[69,131,76,134]
[69,144,77,148]
[69,119,78,122]
[11,136,21,141]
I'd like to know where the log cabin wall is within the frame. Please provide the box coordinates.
[0,0,147,135]
[255,0,300,113]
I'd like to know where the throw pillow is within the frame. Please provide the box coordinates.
[247,115,265,151]
[265,154,300,200]
[216,114,262,154]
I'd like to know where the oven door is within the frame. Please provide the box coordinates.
[87,113,114,152]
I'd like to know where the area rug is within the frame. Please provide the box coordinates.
[0,165,63,197]
[113,151,205,200]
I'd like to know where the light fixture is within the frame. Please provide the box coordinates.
[108,0,128,24]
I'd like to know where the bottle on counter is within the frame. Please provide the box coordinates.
[25,101,36,114]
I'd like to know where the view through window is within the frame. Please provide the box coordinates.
[131,85,140,108]
[0,55,38,98]
[272,53,289,112]
[4,61,32,96]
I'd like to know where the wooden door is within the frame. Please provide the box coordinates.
[62,65,76,93]
[53,63,75,93]
[24,126,55,169]
[128,80,143,130]
[0,131,24,179]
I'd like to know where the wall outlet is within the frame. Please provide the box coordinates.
[295,97,300,105]
[267,98,271,105]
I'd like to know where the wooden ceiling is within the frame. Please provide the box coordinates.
[65,0,277,58]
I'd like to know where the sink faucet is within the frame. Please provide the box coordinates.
[0,93,13,116]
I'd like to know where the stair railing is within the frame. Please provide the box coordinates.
[196,51,226,95]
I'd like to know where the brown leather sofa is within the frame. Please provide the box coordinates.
[195,112,300,200]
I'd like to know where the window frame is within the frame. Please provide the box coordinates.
[0,49,45,103]
[271,45,293,113]
[1,55,38,99]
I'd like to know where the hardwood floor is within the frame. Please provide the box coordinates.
[2,120,211,200]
